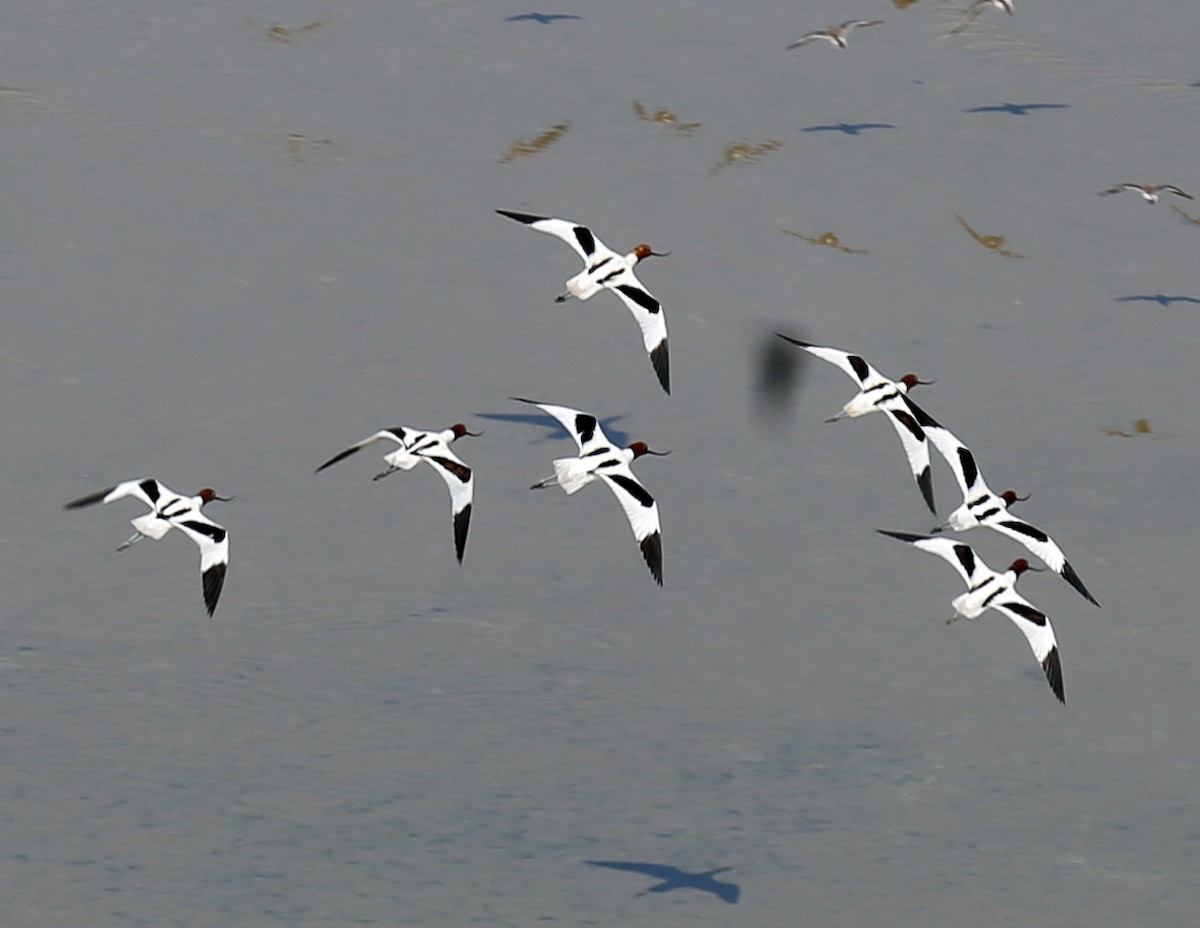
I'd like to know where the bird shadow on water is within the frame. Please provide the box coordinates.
[585,860,740,904]
[800,122,894,135]
[1115,294,1200,307]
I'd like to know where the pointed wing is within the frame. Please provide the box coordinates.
[65,478,177,512]
[879,400,936,514]
[598,463,663,585]
[418,446,474,565]
[917,411,986,501]
[987,517,1098,606]
[840,19,883,30]
[172,512,229,616]
[495,210,618,264]
[511,398,613,455]
[775,335,888,390]
[992,596,1065,704]
[878,530,988,589]
[951,1,988,32]
[785,32,825,49]
[608,272,670,394]
[585,860,679,880]
[315,429,410,473]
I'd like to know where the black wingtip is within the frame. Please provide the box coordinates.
[315,445,361,474]
[1043,646,1065,704]
[775,332,811,348]
[650,339,670,394]
[917,466,936,514]
[64,485,117,510]
[203,562,227,617]
[1060,560,1099,607]
[453,503,472,565]
[641,532,663,586]
[877,529,931,543]
[496,208,543,225]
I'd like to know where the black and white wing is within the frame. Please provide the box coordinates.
[879,398,936,515]
[776,335,888,389]
[314,428,412,473]
[172,511,229,616]
[417,445,475,565]
[992,595,1065,704]
[495,210,619,265]
[987,517,1098,606]
[511,398,614,455]
[878,530,990,589]
[65,478,180,513]
[608,272,670,394]
[598,462,663,585]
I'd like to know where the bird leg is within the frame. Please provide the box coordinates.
[372,466,399,482]
[553,290,573,303]
[529,475,558,490]
[116,532,145,551]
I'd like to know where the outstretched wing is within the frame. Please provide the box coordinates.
[418,446,474,565]
[775,334,888,390]
[785,31,826,49]
[987,517,1098,606]
[315,429,410,473]
[992,596,1065,704]
[598,463,663,585]
[511,398,613,455]
[879,399,936,514]
[918,412,986,501]
[495,210,618,265]
[608,272,670,394]
[64,478,178,513]
[878,530,988,589]
[172,511,229,616]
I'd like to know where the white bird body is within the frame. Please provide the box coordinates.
[916,415,1099,606]
[496,209,671,394]
[879,530,1065,703]
[65,479,231,616]
[1098,183,1193,204]
[951,0,1014,34]
[315,423,479,564]
[513,397,667,585]
[777,333,937,514]
[787,19,883,49]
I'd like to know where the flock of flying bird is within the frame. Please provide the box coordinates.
[64,0,1165,707]
[63,199,1097,704]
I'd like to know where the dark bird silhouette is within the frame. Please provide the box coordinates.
[585,860,740,904]
[1115,294,1200,306]
[801,121,894,135]
[965,102,1067,115]
[506,12,583,24]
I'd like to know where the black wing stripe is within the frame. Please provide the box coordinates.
[847,354,870,382]
[999,520,1050,544]
[608,473,655,508]
[575,414,597,445]
[181,520,227,543]
[1042,646,1065,704]
[1003,601,1048,627]
[614,284,660,313]
[954,544,976,577]
[574,225,596,256]
[429,456,471,483]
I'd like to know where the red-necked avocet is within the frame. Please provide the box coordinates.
[776,333,937,514]
[950,0,1013,34]
[496,209,671,395]
[1098,183,1193,204]
[918,417,1100,606]
[786,19,883,50]
[315,423,480,564]
[512,397,667,585]
[879,530,1065,704]
[64,479,232,616]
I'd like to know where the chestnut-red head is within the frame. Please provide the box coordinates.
[629,441,671,459]
[899,373,936,389]
[632,244,670,262]
[1000,490,1031,506]
[450,423,483,440]
[197,488,234,504]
